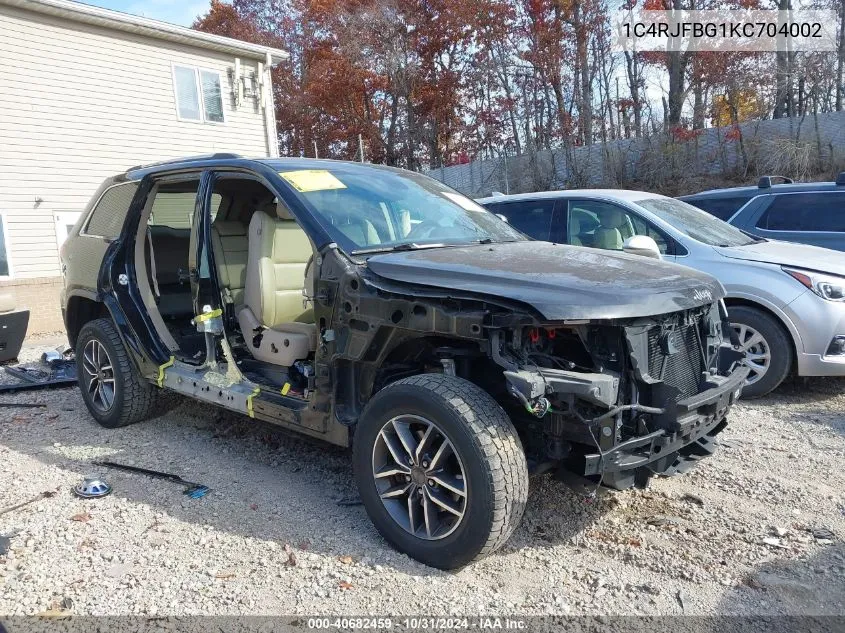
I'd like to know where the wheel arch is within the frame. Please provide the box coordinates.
[723,296,799,370]
[65,294,109,348]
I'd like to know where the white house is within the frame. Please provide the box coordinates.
[0,0,288,333]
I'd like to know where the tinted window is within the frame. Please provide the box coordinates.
[684,196,750,221]
[758,193,845,232]
[0,215,9,277]
[491,200,555,240]
[84,182,139,238]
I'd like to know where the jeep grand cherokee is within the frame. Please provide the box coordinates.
[60,155,748,569]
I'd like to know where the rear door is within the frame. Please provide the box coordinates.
[484,198,563,242]
[749,191,845,251]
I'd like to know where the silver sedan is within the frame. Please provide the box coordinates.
[479,190,845,397]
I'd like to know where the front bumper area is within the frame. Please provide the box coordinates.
[785,289,845,377]
[581,365,749,490]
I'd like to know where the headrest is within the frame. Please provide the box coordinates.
[261,199,295,221]
[212,220,247,237]
[597,207,626,229]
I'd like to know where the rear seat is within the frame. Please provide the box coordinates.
[210,220,249,306]
[146,226,192,317]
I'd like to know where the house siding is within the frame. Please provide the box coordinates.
[0,4,278,333]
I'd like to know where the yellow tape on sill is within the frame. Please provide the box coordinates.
[156,356,175,388]
[194,308,223,323]
[246,387,261,418]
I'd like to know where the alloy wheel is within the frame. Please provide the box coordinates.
[81,339,116,412]
[371,415,467,540]
[732,322,771,386]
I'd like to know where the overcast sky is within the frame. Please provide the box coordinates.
[78,0,211,27]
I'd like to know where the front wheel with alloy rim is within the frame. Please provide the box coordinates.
[729,305,793,398]
[353,374,528,569]
[76,318,164,428]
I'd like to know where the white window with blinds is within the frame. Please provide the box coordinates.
[171,64,225,124]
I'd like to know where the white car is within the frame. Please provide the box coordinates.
[480,190,845,397]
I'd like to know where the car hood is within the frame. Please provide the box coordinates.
[715,240,845,277]
[366,241,724,321]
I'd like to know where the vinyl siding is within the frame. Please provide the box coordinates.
[0,4,276,279]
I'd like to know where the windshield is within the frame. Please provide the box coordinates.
[277,166,525,253]
[635,197,759,247]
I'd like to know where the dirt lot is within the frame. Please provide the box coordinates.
[0,338,843,617]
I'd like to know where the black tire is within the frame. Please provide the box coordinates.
[729,306,792,398]
[76,318,162,428]
[353,374,528,569]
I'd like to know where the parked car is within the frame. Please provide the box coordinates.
[62,156,747,569]
[479,190,845,398]
[679,173,845,251]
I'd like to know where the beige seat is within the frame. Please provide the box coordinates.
[335,215,380,246]
[593,208,632,250]
[237,203,317,366]
[210,221,248,306]
[569,216,583,246]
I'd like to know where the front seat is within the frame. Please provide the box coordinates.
[593,207,629,250]
[237,202,317,366]
[569,215,583,246]
[210,220,248,306]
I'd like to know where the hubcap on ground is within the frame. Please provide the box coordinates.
[732,322,771,386]
[371,415,467,540]
[82,339,115,412]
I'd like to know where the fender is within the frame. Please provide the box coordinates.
[724,291,803,352]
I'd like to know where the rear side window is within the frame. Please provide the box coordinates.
[684,196,749,221]
[757,193,845,232]
[490,200,556,240]
[84,182,139,238]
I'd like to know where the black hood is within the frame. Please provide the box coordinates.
[366,241,724,320]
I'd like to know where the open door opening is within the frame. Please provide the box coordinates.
[207,175,318,399]
[136,178,213,362]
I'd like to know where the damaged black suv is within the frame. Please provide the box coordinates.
[60,155,748,569]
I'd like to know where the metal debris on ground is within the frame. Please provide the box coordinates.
[0,346,76,393]
[681,493,705,506]
[0,490,58,516]
[0,402,47,409]
[93,461,211,498]
[0,535,10,555]
[73,478,112,499]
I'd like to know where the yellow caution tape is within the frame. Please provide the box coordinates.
[194,308,223,323]
[281,382,291,396]
[246,387,261,418]
[156,356,174,388]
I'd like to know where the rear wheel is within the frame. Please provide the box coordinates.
[353,374,528,569]
[76,318,163,428]
[729,306,792,398]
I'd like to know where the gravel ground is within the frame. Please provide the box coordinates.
[0,338,843,617]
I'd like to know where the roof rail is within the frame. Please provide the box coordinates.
[758,175,793,189]
[836,171,845,186]
[127,153,243,172]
